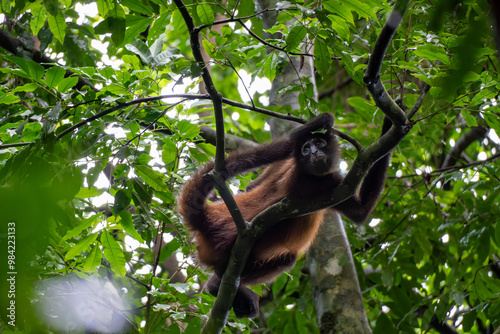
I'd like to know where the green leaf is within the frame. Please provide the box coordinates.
[158,238,181,263]
[121,0,152,15]
[28,61,46,83]
[342,0,377,21]
[65,233,98,261]
[462,310,477,332]
[47,11,67,44]
[150,12,170,37]
[57,76,79,92]
[314,38,331,77]
[30,3,47,35]
[63,214,103,240]
[162,138,178,168]
[12,83,39,93]
[150,34,165,58]
[347,96,377,118]
[460,110,478,127]
[469,87,496,107]
[259,52,278,82]
[329,15,350,41]
[0,93,21,105]
[285,25,307,51]
[197,4,214,25]
[101,229,126,277]
[135,165,169,192]
[324,0,354,25]
[114,189,131,215]
[45,66,66,89]
[177,120,199,139]
[108,17,126,46]
[83,245,103,272]
[414,44,450,65]
[373,313,396,334]
[119,210,144,242]
[124,16,153,45]
[75,187,105,199]
[126,40,153,65]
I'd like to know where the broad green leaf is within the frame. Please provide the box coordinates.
[102,83,129,95]
[27,61,45,83]
[0,93,21,105]
[114,189,131,215]
[123,16,154,46]
[45,66,66,89]
[126,40,153,65]
[460,110,478,127]
[83,245,103,272]
[172,8,186,31]
[150,34,166,58]
[30,3,47,35]
[197,4,214,25]
[162,138,178,167]
[75,187,105,199]
[57,76,79,92]
[63,214,103,240]
[108,17,126,46]
[342,0,377,21]
[150,12,170,37]
[158,238,181,263]
[373,313,396,334]
[121,0,152,15]
[347,96,377,117]
[97,0,113,17]
[414,44,450,65]
[285,25,307,51]
[135,164,169,192]
[177,120,199,139]
[44,0,60,16]
[495,222,500,247]
[469,87,496,107]
[259,52,278,82]
[119,210,144,242]
[101,229,126,277]
[12,83,39,93]
[47,11,67,44]
[324,0,354,25]
[314,38,331,77]
[64,233,98,261]
[329,15,350,41]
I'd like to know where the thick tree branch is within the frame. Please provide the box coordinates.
[364,0,411,126]
[0,29,98,91]
[172,1,247,331]
[441,126,488,169]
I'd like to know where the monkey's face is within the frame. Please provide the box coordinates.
[299,137,335,176]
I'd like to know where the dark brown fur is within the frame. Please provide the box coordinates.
[178,113,391,318]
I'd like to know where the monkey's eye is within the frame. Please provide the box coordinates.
[301,143,311,156]
[315,139,327,148]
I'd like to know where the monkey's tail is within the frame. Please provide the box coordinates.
[178,162,216,236]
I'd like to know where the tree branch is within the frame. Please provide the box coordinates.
[364,0,411,126]
[172,1,247,331]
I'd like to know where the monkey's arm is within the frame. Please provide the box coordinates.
[333,118,392,224]
[220,138,294,180]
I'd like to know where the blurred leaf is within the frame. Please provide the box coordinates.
[65,233,98,261]
[197,4,214,25]
[101,229,126,277]
[47,10,66,44]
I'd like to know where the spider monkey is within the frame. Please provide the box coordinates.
[178,113,392,318]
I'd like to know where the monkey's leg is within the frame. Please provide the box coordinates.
[205,274,259,318]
